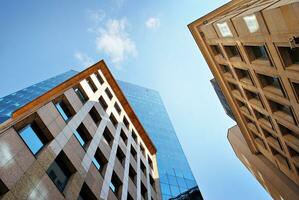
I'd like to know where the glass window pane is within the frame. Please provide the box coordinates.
[55,102,69,121]
[19,125,43,155]
[73,130,85,146]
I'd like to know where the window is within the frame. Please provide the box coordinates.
[210,45,224,57]
[140,144,146,157]
[224,45,241,59]
[120,129,128,145]
[140,160,146,175]
[245,45,271,61]
[132,131,137,143]
[228,82,243,97]
[123,116,129,129]
[86,77,97,93]
[243,14,259,33]
[127,193,134,200]
[219,64,233,78]
[278,123,299,144]
[268,99,297,125]
[253,110,273,129]
[216,22,232,37]
[74,86,88,104]
[129,165,137,185]
[110,172,122,198]
[47,151,76,192]
[140,182,148,199]
[55,98,75,121]
[234,68,254,85]
[78,183,97,200]
[103,127,114,147]
[18,118,53,155]
[278,46,299,67]
[105,88,113,100]
[149,174,155,189]
[291,81,299,102]
[114,102,121,115]
[148,157,153,170]
[92,148,108,175]
[131,146,137,160]
[96,73,104,85]
[0,179,8,196]
[110,114,118,128]
[73,123,92,148]
[244,89,264,108]
[257,74,286,97]
[116,147,126,167]
[89,107,101,126]
[99,96,108,111]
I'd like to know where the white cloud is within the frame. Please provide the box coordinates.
[74,51,94,68]
[145,17,160,29]
[95,18,137,67]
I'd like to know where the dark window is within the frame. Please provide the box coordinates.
[96,73,104,85]
[127,193,134,200]
[228,82,243,97]
[224,45,241,58]
[234,68,254,85]
[47,151,76,192]
[148,157,153,169]
[103,127,114,147]
[248,46,269,60]
[253,110,273,129]
[131,146,137,160]
[0,179,8,196]
[278,47,299,66]
[116,147,126,167]
[268,99,297,124]
[244,89,264,108]
[129,165,137,185]
[86,77,97,93]
[210,45,224,57]
[18,120,52,155]
[92,148,108,175]
[149,174,155,189]
[140,160,146,175]
[73,123,92,148]
[99,96,108,111]
[110,114,118,128]
[120,129,128,145]
[278,123,299,140]
[89,107,101,126]
[123,117,129,129]
[131,131,137,143]
[78,183,97,200]
[105,88,113,100]
[140,144,145,157]
[140,182,148,199]
[291,81,299,102]
[257,74,286,97]
[55,98,75,121]
[114,102,121,115]
[74,86,88,104]
[110,172,122,198]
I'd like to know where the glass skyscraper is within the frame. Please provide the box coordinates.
[118,81,203,200]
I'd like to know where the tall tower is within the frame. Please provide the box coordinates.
[118,81,204,200]
[0,61,161,200]
[189,0,299,199]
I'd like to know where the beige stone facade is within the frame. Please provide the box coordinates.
[0,61,161,200]
[189,0,299,199]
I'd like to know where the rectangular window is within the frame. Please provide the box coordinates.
[105,88,113,100]
[114,102,121,115]
[278,46,299,68]
[103,127,114,147]
[140,144,146,157]
[216,22,232,37]
[78,183,97,200]
[99,96,108,111]
[129,165,137,185]
[116,147,126,167]
[127,193,134,200]
[244,89,264,108]
[89,107,101,126]
[210,45,224,57]
[123,116,129,129]
[253,110,273,129]
[110,172,122,198]
[140,160,146,175]
[18,119,52,155]
[257,74,286,97]
[92,148,108,175]
[96,73,104,85]
[268,99,297,125]
[291,81,299,103]
[148,157,153,170]
[132,131,137,143]
[120,129,128,145]
[140,182,148,199]
[245,45,271,63]
[86,77,97,93]
[131,145,137,160]
[55,98,74,121]
[278,123,299,146]
[149,175,155,190]
[0,179,9,196]
[74,86,88,104]
[228,82,243,97]
[73,123,92,148]
[219,64,233,78]
[110,114,118,128]
[224,45,242,59]
[234,68,254,85]
[47,151,76,192]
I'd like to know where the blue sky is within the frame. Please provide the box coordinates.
[0,0,271,199]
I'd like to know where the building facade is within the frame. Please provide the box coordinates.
[210,78,235,121]
[0,61,161,200]
[189,0,299,199]
[118,81,203,200]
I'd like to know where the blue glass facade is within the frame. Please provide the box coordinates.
[118,81,202,200]
[0,70,77,123]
